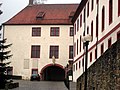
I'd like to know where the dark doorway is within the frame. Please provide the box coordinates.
[42,65,65,81]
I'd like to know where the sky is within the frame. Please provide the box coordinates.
[0,0,80,24]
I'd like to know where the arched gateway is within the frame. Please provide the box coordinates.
[40,64,65,81]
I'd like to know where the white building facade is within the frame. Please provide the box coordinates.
[72,0,120,82]
[3,2,78,80]
[4,25,74,80]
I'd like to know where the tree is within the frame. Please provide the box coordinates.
[0,3,2,15]
[0,38,12,89]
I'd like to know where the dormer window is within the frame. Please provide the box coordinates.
[36,12,45,20]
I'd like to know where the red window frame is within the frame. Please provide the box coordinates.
[50,27,59,36]
[83,9,86,23]
[79,61,81,69]
[95,48,97,59]
[90,52,92,62]
[87,2,89,17]
[69,46,73,59]
[80,36,81,52]
[109,0,113,25]
[77,19,79,31]
[74,24,76,35]
[91,21,93,41]
[101,43,104,55]
[82,58,84,67]
[80,14,82,27]
[32,27,41,36]
[108,37,112,48]
[49,46,59,59]
[76,63,78,70]
[77,39,78,55]
[31,45,40,58]
[102,6,105,32]
[96,0,99,4]
[74,43,76,57]
[73,65,75,71]
[118,0,120,16]
[87,26,89,34]
[70,27,74,36]
[91,0,94,11]
[117,31,120,40]
[96,14,98,37]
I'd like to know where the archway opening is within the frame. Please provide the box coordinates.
[41,65,65,81]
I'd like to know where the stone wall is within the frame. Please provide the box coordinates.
[77,39,120,90]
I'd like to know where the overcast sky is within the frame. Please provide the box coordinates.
[0,0,80,24]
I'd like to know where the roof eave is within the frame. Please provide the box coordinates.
[72,0,88,24]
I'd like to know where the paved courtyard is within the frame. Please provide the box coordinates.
[12,80,68,90]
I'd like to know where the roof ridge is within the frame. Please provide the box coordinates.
[27,3,79,6]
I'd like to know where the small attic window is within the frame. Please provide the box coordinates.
[36,12,45,20]
[69,11,75,19]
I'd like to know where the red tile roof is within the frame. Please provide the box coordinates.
[4,4,79,25]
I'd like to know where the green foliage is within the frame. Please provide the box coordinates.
[0,38,12,89]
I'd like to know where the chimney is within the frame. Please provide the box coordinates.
[29,0,34,5]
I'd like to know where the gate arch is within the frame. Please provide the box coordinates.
[40,64,65,81]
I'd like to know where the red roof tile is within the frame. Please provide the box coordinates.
[4,4,79,25]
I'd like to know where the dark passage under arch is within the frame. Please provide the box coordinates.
[42,65,65,81]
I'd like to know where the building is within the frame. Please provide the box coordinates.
[3,0,78,80]
[72,0,120,82]
[0,3,3,40]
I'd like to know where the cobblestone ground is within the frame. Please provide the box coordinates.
[12,80,68,90]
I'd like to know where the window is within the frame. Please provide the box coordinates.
[91,21,93,41]
[80,36,81,52]
[36,12,45,20]
[31,45,40,58]
[73,65,75,71]
[50,27,59,36]
[32,69,38,74]
[77,39,78,55]
[108,38,112,48]
[79,61,81,68]
[70,27,74,36]
[96,0,99,4]
[101,43,104,55]
[87,26,89,34]
[109,0,113,24]
[77,19,79,31]
[87,2,89,17]
[118,0,120,16]
[82,58,84,67]
[83,9,86,23]
[69,46,73,59]
[74,43,76,57]
[32,27,41,36]
[117,31,120,40]
[91,0,94,11]
[76,63,78,70]
[96,14,98,37]
[80,14,82,27]
[95,48,97,59]
[102,6,105,32]
[74,24,76,35]
[49,46,59,58]
[90,52,92,62]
